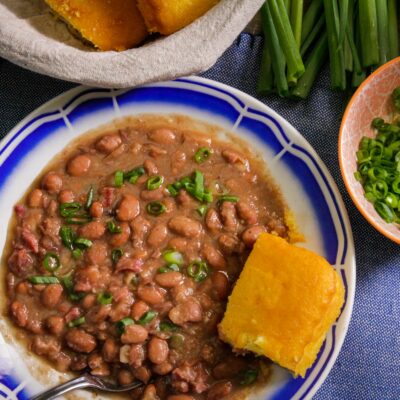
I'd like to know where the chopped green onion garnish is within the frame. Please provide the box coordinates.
[195,147,212,164]
[111,248,124,263]
[197,205,207,216]
[60,202,81,217]
[72,248,83,259]
[65,215,91,225]
[146,201,166,215]
[218,195,239,203]
[163,250,184,266]
[187,260,209,282]
[61,275,84,301]
[107,220,122,234]
[167,184,179,197]
[202,189,213,203]
[97,292,113,305]
[124,166,145,184]
[158,264,180,273]
[85,186,94,209]
[29,276,60,285]
[43,252,60,272]
[137,310,157,325]
[74,238,93,249]
[374,201,395,223]
[239,368,259,385]
[114,170,124,188]
[67,316,85,328]
[159,321,179,332]
[59,226,76,251]
[147,175,164,190]
[116,317,134,335]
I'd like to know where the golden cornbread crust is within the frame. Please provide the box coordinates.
[137,0,220,35]
[44,0,148,51]
[219,233,345,378]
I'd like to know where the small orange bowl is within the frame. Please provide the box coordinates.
[339,57,400,243]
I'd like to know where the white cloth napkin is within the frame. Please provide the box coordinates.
[0,0,264,88]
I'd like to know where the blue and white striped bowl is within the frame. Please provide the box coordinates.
[0,77,355,400]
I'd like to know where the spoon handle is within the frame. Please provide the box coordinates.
[30,375,93,400]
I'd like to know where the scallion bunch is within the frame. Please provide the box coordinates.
[258,0,399,99]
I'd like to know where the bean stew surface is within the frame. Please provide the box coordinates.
[4,115,289,399]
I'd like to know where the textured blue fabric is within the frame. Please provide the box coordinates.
[1,33,400,400]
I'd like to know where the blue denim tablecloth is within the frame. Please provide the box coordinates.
[1,33,399,400]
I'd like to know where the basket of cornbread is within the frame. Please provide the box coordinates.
[0,0,264,87]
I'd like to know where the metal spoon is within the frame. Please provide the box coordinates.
[30,372,144,400]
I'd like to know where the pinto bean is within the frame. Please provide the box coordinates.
[85,241,108,265]
[147,224,168,247]
[146,144,167,158]
[171,150,186,175]
[220,201,238,232]
[88,353,110,376]
[144,159,159,175]
[110,222,131,247]
[148,337,169,365]
[28,189,43,208]
[168,396,195,400]
[155,272,183,288]
[130,345,146,368]
[148,128,176,144]
[102,338,119,362]
[218,234,242,255]
[16,281,31,295]
[131,301,150,320]
[242,225,266,247]
[168,216,202,238]
[32,335,61,358]
[74,266,101,292]
[236,201,258,225]
[153,361,173,375]
[67,154,91,176]
[202,243,226,270]
[86,304,111,324]
[121,324,148,344]
[138,285,165,305]
[90,201,104,218]
[140,187,164,201]
[131,216,151,247]
[79,221,105,240]
[81,294,96,310]
[207,381,232,400]
[46,315,65,335]
[118,369,134,385]
[205,208,223,232]
[212,271,230,300]
[169,299,202,326]
[58,190,75,203]
[65,328,97,353]
[96,134,122,154]
[267,218,287,237]
[42,172,63,193]
[10,301,28,327]
[142,384,158,400]
[116,194,140,222]
[221,149,249,171]
[41,284,63,308]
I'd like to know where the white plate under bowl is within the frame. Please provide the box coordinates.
[0,77,355,399]
[0,0,263,88]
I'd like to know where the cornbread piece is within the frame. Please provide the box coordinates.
[44,0,148,51]
[137,0,220,35]
[219,233,345,377]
